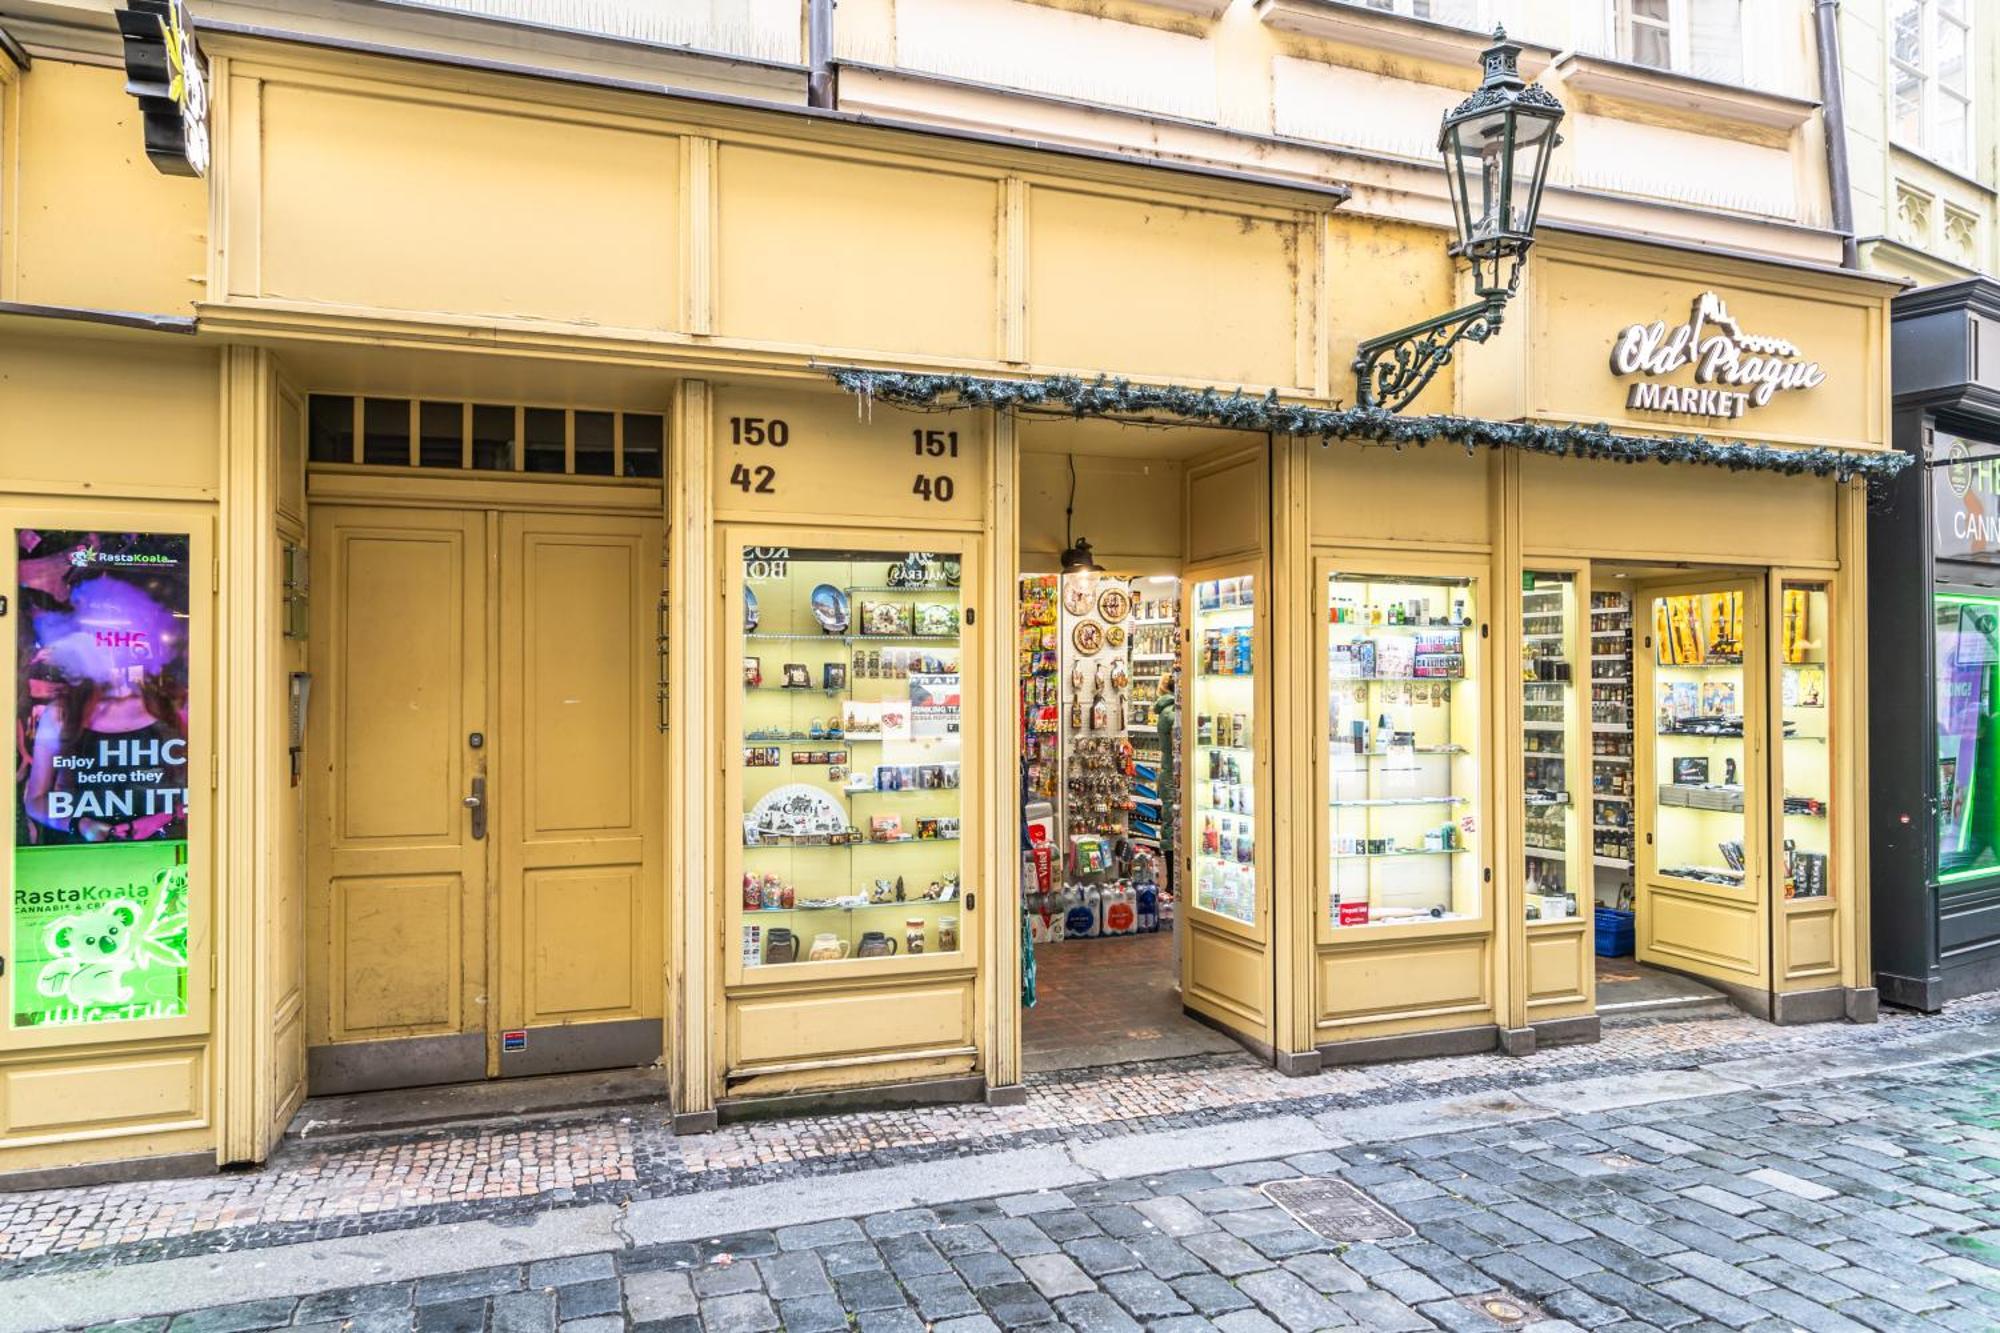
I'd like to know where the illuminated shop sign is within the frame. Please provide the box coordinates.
[1610,291,1826,421]
[12,531,192,1029]
[115,0,209,177]
[1934,432,2000,560]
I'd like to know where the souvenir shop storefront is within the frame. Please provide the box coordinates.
[0,19,1901,1181]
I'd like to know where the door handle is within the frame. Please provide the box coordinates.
[465,775,487,840]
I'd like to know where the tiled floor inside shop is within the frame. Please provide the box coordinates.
[1595,953,1733,1012]
[1022,923,1241,1072]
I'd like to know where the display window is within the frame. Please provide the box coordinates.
[1778,582,1832,900]
[1648,587,1752,888]
[1324,568,1482,929]
[1934,591,2000,885]
[1521,571,1582,923]
[1190,573,1256,925]
[733,540,966,971]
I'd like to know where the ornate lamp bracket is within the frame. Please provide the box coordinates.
[1352,289,1509,413]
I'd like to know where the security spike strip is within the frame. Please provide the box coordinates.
[826,366,1913,496]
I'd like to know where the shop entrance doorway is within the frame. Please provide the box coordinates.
[1561,565,1833,1021]
[1015,433,1272,1073]
[303,505,662,1094]
[1631,573,1773,1002]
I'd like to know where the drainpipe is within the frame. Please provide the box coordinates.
[807,0,834,109]
[1814,0,1859,268]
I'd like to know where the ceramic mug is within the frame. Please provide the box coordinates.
[764,928,799,965]
[905,918,927,955]
[808,933,850,962]
[856,931,898,958]
[937,916,959,952]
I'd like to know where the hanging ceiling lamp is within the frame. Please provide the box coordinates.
[1059,454,1100,588]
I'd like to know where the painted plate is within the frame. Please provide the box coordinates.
[748,783,848,838]
[1062,580,1094,616]
[744,586,760,633]
[811,583,850,634]
[1106,624,1127,649]
[1097,586,1131,623]
[1071,620,1104,655]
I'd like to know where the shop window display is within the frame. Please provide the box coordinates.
[738,546,963,967]
[1780,583,1832,900]
[1192,576,1256,925]
[1521,573,1580,922]
[1650,589,1750,886]
[1326,571,1481,927]
[1935,592,1999,884]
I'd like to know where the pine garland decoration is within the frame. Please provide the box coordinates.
[826,367,1910,491]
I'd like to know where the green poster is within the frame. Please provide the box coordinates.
[12,842,188,1027]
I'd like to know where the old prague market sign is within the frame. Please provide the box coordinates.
[1609,292,1826,421]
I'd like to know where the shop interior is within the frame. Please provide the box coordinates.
[1517,564,1832,1014]
[1016,426,1244,1072]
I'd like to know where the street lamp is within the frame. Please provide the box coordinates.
[1354,27,1564,412]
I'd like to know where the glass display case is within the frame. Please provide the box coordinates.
[1190,575,1256,925]
[1521,572,1580,922]
[1650,588,1749,887]
[737,545,964,968]
[1325,570,1481,928]
[1780,582,1832,900]
[1937,592,2000,884]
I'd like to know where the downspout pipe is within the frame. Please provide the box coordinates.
[807,0,833,109]
[1814,0,1859,268]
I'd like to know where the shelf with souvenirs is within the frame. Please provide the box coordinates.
[1650,587,1751,889]
[738,547,966,968]
[1780,581,1831,902]
[1192,574,1258,925]
[1521,572,1581,924]
[1589,589,1636,886]
[1325,569,1481,929]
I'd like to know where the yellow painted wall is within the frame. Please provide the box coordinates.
[0,333,219,493]
[256,82,680,327]
[5,61,206,314]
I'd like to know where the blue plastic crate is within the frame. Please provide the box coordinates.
[1595,907,1635,958]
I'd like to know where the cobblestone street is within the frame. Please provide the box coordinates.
[24,1043,2000,1333]
[0,998,1995,1333]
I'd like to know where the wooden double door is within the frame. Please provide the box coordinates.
[305,505,663,1093]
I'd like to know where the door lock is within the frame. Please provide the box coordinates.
[465,775,487,840]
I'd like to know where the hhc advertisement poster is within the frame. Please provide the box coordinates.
[12,530,192,1028]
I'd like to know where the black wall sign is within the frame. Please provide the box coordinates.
[115,0,209,177]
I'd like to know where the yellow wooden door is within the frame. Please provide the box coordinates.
[493,512,663,1075]
[305,507,490,1092]
[1634,574,1772,1001]
[306,506,663,1092]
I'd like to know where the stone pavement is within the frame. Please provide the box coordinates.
[7,994,2000,1281]
[22,1050,2000,1333]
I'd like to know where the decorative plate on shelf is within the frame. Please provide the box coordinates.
[748,783,848,838]
[1097,586,1131,623]
[1062,580,1094,617]
[811,584,850,634]
[1071,620,1104,654]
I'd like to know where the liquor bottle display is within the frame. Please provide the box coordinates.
[738,547,964,967]
[1325,570,1480,927]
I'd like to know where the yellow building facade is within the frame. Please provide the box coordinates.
[0,1,1900,1179]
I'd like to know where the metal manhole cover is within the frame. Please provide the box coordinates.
[1259,1177,1414,1242]
[1458,1291,1546,1329]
